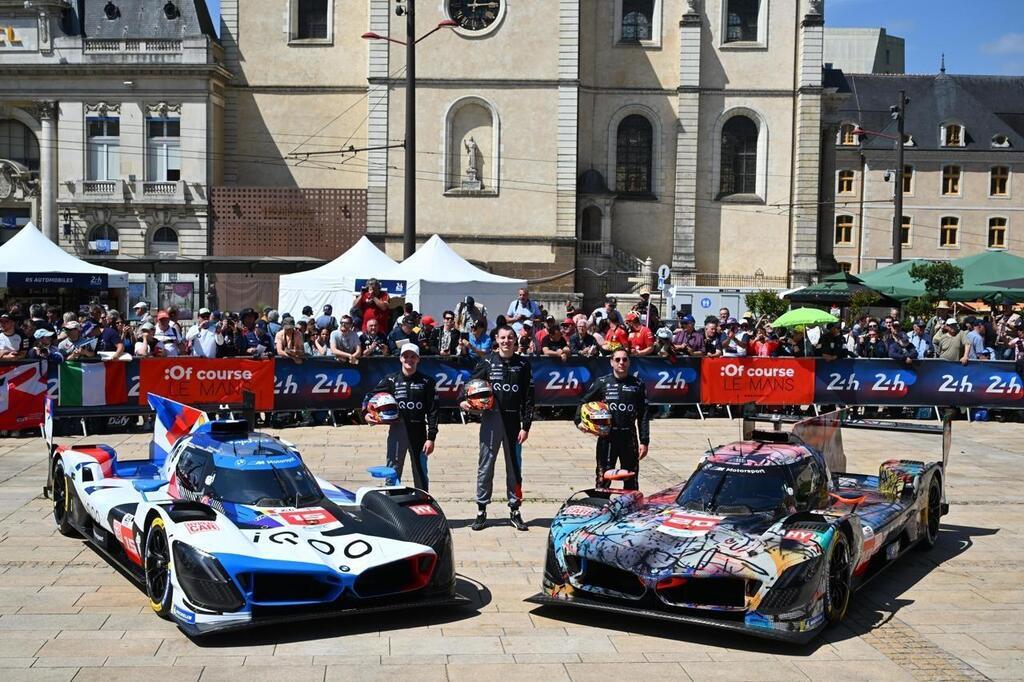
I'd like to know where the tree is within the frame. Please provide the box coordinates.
[904,296,934,323]
[909,262,964,303]
[745,290,789,321]
[847,289,880,323]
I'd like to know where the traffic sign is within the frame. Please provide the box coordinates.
[657,276,666,291]
[657,264,671,281]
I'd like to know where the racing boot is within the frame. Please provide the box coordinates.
[471,508,487,531]
[509,508,528,531]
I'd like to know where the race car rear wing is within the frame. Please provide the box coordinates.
[740,407,952,480]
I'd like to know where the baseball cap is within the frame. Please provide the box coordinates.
[64,320,81,330]
[0,313,10,321]
[33,328,54,340]
[282,316,295,328]
[156,310,170,321]
[198,307,211,317]
[133,301,148,310]
[522,319,533,327]
[139,322,154,331]
[240,307,257,318]
[681,314,695,324]
[322,304,333,313]
[727,317,739,325]
[945,317,958,325]
[561,318,574,326]
[399,342,420,356]
[421,315,436,326]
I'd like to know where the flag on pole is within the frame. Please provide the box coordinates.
[59,362,128,407]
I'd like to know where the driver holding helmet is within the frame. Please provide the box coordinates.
[370,343,438,491]
[575,348,650,490]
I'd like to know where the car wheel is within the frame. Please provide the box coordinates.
[824,531,851,625]
[52,459,78,538]
[918,476,942,551]
[144,518,173,618]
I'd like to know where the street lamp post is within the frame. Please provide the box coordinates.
[363,7,456,259]
[854,90,910,265]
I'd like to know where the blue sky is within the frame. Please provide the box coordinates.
[202,1,1023,75]
[828,0,1024,75]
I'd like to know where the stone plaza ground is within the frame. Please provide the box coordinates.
[0,417,1022,681]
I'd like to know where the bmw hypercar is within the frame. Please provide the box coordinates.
[48,395,461,635]
[528,411,948,643]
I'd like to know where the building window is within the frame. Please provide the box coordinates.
[940,217,959,247]
[988,217,1007,249]
[86,117,120,181]
[902,165,913,194]
[834,215,854,245]
[720,116,758,197]
[88,224,119,255]
[620,0,654,42]
[991,166,1009,196]
[901,215,911,247]
[0,119,40,172]
[941,165,961,195]
[146,119,181,182]
[152,226,179,255]
[838,261,852,274]
[580,206,602,242]
[724,0,759,43]
[837,170,854,194]
[943,123,965,147]
[992,134,1010,148]
[616,115,653,195]
[838,123,858,146]
[291,0,330,41]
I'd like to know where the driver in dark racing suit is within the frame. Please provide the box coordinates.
[462,325,535,531]
[575,348,650,490]
[373,342,438,491]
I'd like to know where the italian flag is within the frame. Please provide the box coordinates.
[60,362,129,407]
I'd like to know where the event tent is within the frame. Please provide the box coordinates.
[786,270,897,305]
[0,222,128,289]
[857,251,1024,303]
[277,236,401,317]
[395,235,526,323]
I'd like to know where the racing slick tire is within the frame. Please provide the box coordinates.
[824,531,852,625]
[52,459,78,538]
[143,518,174,619]
[917,475,942,551]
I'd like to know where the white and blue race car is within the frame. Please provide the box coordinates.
[48,395,461,635]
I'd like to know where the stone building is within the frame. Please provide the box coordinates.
[0,0,225,312]
[219,0,829,306]
[823,27,904,75]
[824,71,1024,274]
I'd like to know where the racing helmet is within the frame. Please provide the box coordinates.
[463,379,495,411]
[363,392,399,425]
[578,401,613,438]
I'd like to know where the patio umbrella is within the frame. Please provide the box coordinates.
[786,271,894,304]
[856,260,930,301]
[772,307,838,328]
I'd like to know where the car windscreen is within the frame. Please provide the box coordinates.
[676,464,793,515]
[208,462,322,507]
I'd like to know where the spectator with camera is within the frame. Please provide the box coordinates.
[361,317,390,356]
[354,279,390,333]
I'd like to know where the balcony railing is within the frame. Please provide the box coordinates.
[84,39,182,53]
[81,181,117,195]
[142,182,178,196]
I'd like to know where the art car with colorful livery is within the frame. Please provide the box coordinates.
[47,395,461,636]
[529,411,949,643]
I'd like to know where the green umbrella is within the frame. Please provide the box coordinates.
[772,307,838,328]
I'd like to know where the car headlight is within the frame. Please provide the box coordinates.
[172,542,245,613]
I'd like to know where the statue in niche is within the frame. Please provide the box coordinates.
[461,136,483,190]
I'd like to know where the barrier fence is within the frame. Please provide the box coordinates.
[0,355,1019,430]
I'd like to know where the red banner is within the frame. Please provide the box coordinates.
[138,358,275,410]
[701,357,816,405]
[0,362,47,430]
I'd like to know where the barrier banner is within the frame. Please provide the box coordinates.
[702,357,816,405]
[0,361,48,430]
[139,358,275,410]
[629,357,701,405]
[815,359,1024,407]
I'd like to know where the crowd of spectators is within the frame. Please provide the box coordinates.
[2,284,1020,367]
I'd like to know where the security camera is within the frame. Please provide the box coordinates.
[883,170,893,182]
[123,80,134,88]
[395,5,406,15]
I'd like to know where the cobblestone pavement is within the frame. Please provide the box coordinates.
[1,417,1022,681]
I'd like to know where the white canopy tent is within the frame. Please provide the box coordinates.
[395,235,526,323]
[277,236,401,317]
[0,222,128,289]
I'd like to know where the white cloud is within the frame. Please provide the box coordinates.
[981,33,1024,55]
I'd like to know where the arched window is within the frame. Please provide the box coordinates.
[580,206,602,242]
[719,116,758,197]
[152,226,179,255]
[615,115,653,195]
[0,119,40,171]
[88,224,119,255]
[621,0,654,42]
